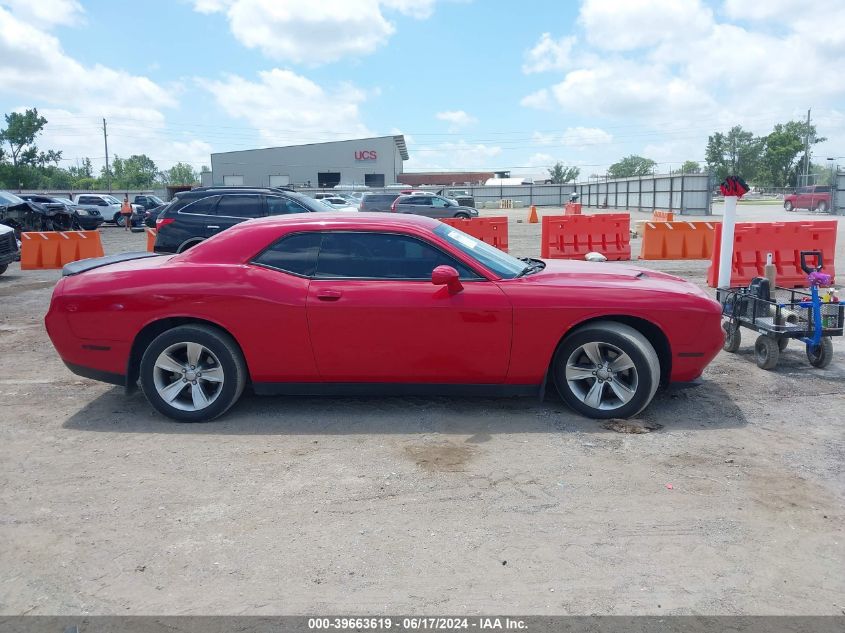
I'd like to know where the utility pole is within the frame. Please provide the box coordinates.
[802,108,811,187]
[102,118,111,192]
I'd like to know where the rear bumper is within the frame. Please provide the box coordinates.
[63,361,126,387]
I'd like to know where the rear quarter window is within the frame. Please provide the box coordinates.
[252,232,321,277]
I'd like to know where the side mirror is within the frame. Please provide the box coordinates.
[431,265,463,294]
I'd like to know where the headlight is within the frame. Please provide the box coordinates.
[76,209,89,215]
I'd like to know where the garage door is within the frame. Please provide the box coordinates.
[269,175,290,187]
[223,175,244,186]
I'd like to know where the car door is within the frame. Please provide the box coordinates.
[795,187,811,209]
[210,194,265,237]
[306,231,513,383]
[403,195,433,217]
[429,196,453,218]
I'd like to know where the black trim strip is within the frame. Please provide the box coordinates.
[252,382,539,398]
[64,362,126,387]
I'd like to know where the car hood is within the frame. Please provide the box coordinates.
[522,258,710,297]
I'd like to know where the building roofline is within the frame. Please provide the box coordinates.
[211,135,409,161]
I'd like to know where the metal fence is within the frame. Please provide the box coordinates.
[834,169,845,216]
[572,173,712,215]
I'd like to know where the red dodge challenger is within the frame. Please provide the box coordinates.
[46,213,724,422]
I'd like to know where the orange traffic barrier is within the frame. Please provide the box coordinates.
[441,216,509,252]
[146,227,157,252]
[564,202,582,215]
[528,205,539,223]
[20,231,104,270]
[707,220,837,288]
[639,221,716,260]
[652,210,675,222]
[541,214,630,261]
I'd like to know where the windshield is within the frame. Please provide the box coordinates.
[55,198,74,205]
[104,195,121,204]
[434,224,527,279]
[149,196,164,204]
[0,191,25,205]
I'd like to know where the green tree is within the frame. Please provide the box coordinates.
[0,108,47,168]
[547,162,580,184]
[705,125,764,182]
[607,155,656,178]
[164,162,198,184]
[759,120,826,187]
[107,154,159,189]
[679,160,702,174]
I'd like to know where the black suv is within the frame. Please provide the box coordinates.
[359,192,401,212]
[154,187,331,254]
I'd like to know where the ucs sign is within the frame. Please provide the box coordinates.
[355,150,378,160]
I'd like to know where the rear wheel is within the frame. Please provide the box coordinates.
[784,201,793,212]
[139,325,247,422]
[722,320,741,352]
[113,212,122,225]
[816,200,828,213]
[0,263,7,276]
[552,321,660,419]
[754,335,779,370]
[454,212,470,219]
[806,337,833,368]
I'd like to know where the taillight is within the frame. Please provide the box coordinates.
[156,217,175,230]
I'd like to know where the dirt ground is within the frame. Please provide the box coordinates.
[0,206,843,616]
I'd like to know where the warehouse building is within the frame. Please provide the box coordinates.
[207,135,408,189]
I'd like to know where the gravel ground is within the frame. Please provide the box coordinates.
[0,208,843,616]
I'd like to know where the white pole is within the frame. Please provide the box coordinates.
[717,195,738,288]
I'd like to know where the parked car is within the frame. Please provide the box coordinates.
[359,192,401,212]
[142,204,168,228]
[319,196,358,211]
[18,194,104,230]
[0,223,19,275]
[73,193,141,226]
[783,185,831,212]
[437,188,475,208]
[392,194,479,219]
[47,213,724,423]
[133,195,165,211]
[1,190,75,235]
[154,186,336,254]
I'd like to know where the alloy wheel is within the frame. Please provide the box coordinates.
[564,341,638,411]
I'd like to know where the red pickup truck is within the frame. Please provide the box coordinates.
[783,185,831,212]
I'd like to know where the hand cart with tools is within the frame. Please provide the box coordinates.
[717,250,843,369]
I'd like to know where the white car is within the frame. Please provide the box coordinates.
[319,198,358,212]
[0,223,20,275]
[73,193,142,226]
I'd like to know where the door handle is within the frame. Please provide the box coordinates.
[316,289,343,301]
[207,225,220,230]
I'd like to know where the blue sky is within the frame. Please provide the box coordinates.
[1,0,843,179]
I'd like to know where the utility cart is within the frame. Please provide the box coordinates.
[717,251,843,369]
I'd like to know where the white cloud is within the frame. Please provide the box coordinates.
[199,68,372,147]
[435,110,477,131]
[522,33,576,73]
[532,131,557,145]
[192,0,439,65]
[578,0,713,51]
[520,88,552,110]
[561,126,613,147]
[404,140,502,171]
[2,0,83,27]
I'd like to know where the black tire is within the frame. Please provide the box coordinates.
[177,239,203,253]
[722,320,741,352]
[454,212,470,219]
[754,335,779,370]
[0,263,7,276]
[816,201,828,213]
[139,324,247,422]
[777,337,789,352]
[784,201,793,212]
[113,212,122,225]
[552,321,660,419]
[806,337,833,368]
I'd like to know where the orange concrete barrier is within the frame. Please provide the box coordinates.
[639,221,716,260]
[707,220,837,288]
[20,231,104,270]
[146,227,157,252]
[541,214,630,261]
[441,216,509,252]
[564,202,582,215]
[528,205,538,223]
[652,210,675,222]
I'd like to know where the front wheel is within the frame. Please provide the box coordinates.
[754,335,779,370]
[723,320,741,352]
[0,263,7,276]
[816,200,828,213]
[552,321,660,419]
[784,201,793,212]
[139,324,247,422]
[454,212,470,219]
[807,337,833,368]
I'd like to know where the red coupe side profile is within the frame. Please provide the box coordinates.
[45,213,724,422]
